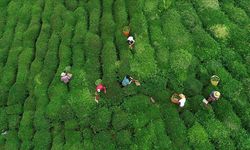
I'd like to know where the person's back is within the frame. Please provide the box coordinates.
[178,94,186,107]
[61,72,72,84]
[171,93,186,108]
[96,84,106,93]
[122,76,130,87]
[203,91,220,105]
[127,36,135,49]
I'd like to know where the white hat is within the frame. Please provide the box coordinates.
[214,91,221,99]
[61,72,66,77]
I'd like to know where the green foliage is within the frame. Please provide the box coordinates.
[87,0,101,34]
[93,131,116,149]
[112,107,129,131]
[162,9,194,52]
[236,0,250,16]
[33,130,51,150]
[188,122,214,150]
[64,130,83,149]
[0,109,7,131]
[113,0,128,27]
[5,130,20,150]
[161,107,190,149]
[65,120,79,130]
[91,107,112,132]
[0,0,249,149]
[130,42,157,79]
[196,110,236,149]
[116,130,132,147]
[65,0,78,11]
[18,111,33,140]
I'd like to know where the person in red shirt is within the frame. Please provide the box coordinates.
[95,83,106,103]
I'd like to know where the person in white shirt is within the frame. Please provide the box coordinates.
[171,93,186,108]
[127,36,135,49]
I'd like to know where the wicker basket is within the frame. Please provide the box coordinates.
[210,75,220,86]
[171,93,180,104]
[123,26,130,37]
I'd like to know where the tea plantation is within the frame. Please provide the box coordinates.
[0,0,250,149]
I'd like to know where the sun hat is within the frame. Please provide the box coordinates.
[61,72,66,77]
[214,91,221,98]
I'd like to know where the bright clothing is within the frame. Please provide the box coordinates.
[122,76,131,86]
[179,98,186,107]
[127,36,135,45]
[61,75,71,83]
[96,84,106,93]
[208,91,219,102]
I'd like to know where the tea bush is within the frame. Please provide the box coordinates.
[91,107,112,132]
[4,130,19,150]
[116,130,132,148]
[236,0,250,16]
[0,0,250,149]
[84,32,102,89]
[188,122,214,150]
[196,110,236,149]
[33,130,51,150]
[87,0,101,34]
[93,131,116,149]
[161,107,190,149]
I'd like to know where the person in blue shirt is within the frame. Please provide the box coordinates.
[121,75,134,87]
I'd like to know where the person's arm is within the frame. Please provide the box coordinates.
[129,77,134,84]
[179,94,185,99]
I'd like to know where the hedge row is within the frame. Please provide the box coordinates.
[196,110,236,149]
[64,130,83,149]
[67,5,95,130]
[121,95,173,149]
[217,0,250,78]
[192,0,249,59]
[87,0,101,34]
[0,1,22,74]
[46,9,74,122]
[113,0,128,28]
[161,9,195,92]
[22,2,54,148]
[235,0,250,16]
[188,122,214,150]
[113,0,139,97]
[51,124,63,150]
[176,1,250,133]
[101,0,125,104]
[113,0,131,75]
[32,30,61,149]
[0,0,10,38]
[131,120,173,149]
[205,61,250,131]
[84,32,102,91]
[161,106,190,149]
[175,1,222,62]
[127,0,157,80]
[143,1,170,90]
[8,0,43,107]
[213,98,250,148]
[177,2,250,144]
[219,0,250,28]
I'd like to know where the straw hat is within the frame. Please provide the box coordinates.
[61,72,66,77]
[214,91,221,98]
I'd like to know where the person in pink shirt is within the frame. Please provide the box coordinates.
[61,72,72,84]
[95,83,106,103]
